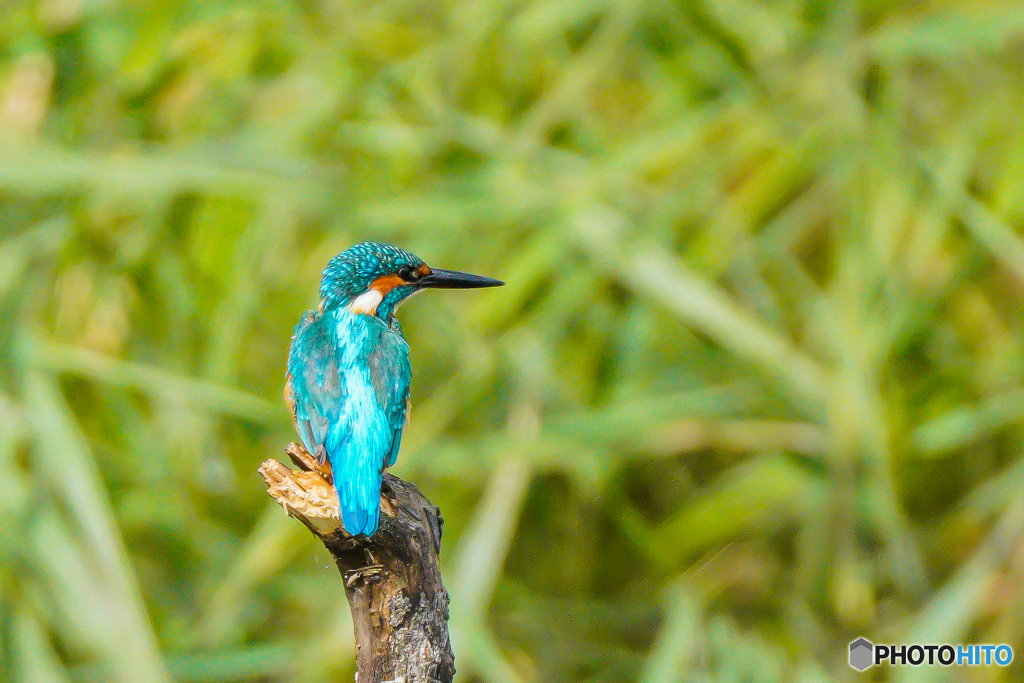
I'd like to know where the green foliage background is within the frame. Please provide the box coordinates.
[3,0,1024,681]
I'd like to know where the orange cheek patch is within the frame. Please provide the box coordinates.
[371,274,406,295]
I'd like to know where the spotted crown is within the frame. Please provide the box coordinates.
[320,242,425,304]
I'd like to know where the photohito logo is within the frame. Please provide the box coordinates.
[849,638,1013,671]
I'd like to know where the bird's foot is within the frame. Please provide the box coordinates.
[286,442,334,484]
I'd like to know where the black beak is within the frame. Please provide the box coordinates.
[417,268,504,289]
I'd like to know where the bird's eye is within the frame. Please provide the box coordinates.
[398,265,420,281]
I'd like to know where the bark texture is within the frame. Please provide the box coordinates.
[260,443,455,683]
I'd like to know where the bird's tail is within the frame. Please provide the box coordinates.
[327,422,388,536]
[340,499,380,536]
[337,475,382,536]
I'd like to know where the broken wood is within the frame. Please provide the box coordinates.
[259,443,455,683]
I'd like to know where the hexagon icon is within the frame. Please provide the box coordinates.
[849,638,874,671]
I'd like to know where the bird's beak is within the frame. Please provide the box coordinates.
[416,268,504,289]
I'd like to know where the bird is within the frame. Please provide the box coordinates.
[285,241,503,536]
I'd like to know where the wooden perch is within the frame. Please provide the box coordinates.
[259,443,455,683]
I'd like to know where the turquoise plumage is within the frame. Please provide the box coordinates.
[286,242,502,536]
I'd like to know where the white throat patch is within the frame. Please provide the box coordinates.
[347,288,384,315]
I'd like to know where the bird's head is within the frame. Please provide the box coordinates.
[319,241,503,320]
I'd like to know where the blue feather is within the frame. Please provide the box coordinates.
[287,306,410,536]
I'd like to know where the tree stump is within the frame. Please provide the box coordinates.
[259,443,455,683]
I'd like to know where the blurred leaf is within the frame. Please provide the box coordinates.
[448,456,531,683]
[198,503,312,646]
[896,502,1024,683]
[20,338,280,425]
[70,642,300,683]
[654,453,824,567]
[912,390,1024,457]
[639,584,700,683]
[24,372,171,683]
[12,604,71,683]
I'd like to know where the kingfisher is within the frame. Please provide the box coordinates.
[285,242,503,536]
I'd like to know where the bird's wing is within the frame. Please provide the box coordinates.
[286,312,342,465]
[366,326,412,469]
